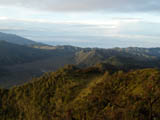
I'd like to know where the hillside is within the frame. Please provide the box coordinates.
[1,39,160,87]
[0,66,160,120]
[75,48,160,69]
[0,32,43,46]
[1,33,160,88]
[0,41,78,87]
[0,41,52,66]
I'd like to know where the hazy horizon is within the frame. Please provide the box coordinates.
[0,0,160,48]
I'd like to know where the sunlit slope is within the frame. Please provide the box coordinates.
[1,66,160,119]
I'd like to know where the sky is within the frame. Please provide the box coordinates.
[0,0,160,48]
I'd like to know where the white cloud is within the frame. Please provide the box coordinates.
[0,0,159,12]
[0,13,159,48]
[0,16,8,20]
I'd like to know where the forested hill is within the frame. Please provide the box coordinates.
[0,41,79,87]
[74,47,160,69]
[1,40,160,68]
[1,39,160,87]
[1,32,160,88]
[0,66,160,120]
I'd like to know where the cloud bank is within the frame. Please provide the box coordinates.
[0,0,159,12]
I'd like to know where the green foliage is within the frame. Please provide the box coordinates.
[1,67,160,119]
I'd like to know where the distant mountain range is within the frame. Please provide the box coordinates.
[1,32,160,88]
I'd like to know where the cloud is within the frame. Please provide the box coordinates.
[0,16,8,20]
[0,17,159,40]
[0,16,158,38]
[0,17,160,48]
[0,0,159,12]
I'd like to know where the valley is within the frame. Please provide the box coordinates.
[1,32,160,88]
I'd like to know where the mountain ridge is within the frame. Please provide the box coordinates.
[1,33,160,87]
[0,32,45,46]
